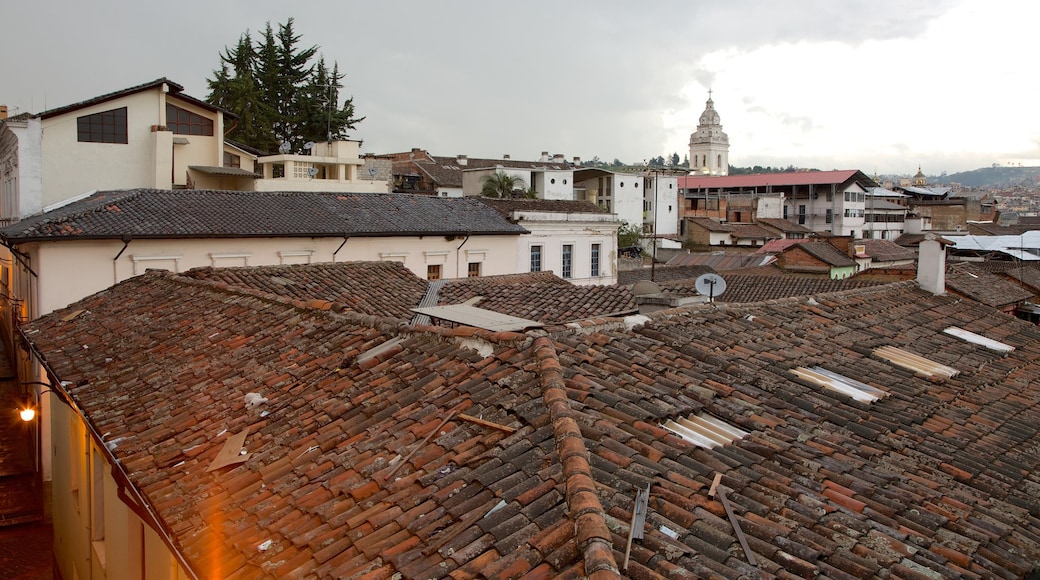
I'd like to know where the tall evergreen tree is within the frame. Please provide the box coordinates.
[206,18,364,154]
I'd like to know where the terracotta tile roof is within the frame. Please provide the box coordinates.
[659,274,888,303]
[686,217,733,233]
[666,251,776,271]
[758,238,802,253]
[790,241,857,267]
[181,261,429,321]
[680,169,874,190]
[858,239,916,262]
[729,224,776,240]
[438,272,636,323]
[755,218,812,234]
[617,265,716,286]
[0,189,529,242]
[944,262,1033,308]
[24,271,1040,578]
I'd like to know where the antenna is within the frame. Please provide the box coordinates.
[278,142,291,155]
[694,273,727,302]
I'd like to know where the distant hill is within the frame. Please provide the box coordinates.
[918,166,1040,189]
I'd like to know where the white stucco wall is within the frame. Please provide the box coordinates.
[535,170,575,200]
[511,212,619,285]
[645,176,679,237]
[25,234,520,316]
[612,174,644,233]
[756,194,784,219]
[0,116,44,221]
[462,167,532,196]
[39,85,225,206]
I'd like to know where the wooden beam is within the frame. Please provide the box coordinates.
[458,413,516,433]
[709,472,756,567]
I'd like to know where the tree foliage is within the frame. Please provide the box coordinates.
[206,18,364,154]
[617,221,642,249]
[480,172,528,198]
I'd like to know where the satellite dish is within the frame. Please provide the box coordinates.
[307,167,319,178]
[303,141,315,152]
[694,273,727,302]
[278,142,291,154]
[367,166,377,178]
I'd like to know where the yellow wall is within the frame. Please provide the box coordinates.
[49,381,188,580]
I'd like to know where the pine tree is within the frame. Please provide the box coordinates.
[206,18,363,154]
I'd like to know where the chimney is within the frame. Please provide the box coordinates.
[540,151,549,162]
[552,154,564,163]
[503,154,510,160]
[0,105,7,120]
[917,233,947,295]
[573,156,581,165]
[456,154,468,166]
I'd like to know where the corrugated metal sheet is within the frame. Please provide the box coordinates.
[944,326,1015,352]
[791,366,886,403]
[663,413,748,449]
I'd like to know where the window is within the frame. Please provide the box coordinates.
[223,152,241,168]
[468,262,481,277]
[166,104,213,136]
[77,107,127,143]
[783,205,789,219]
[427,264,442,280]
[797,205,806,225]
[562,244,573,278]
[530,246,542,272]
[826,209,833,224]
[591,243,601,277]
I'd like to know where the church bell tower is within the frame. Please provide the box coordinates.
[688,90,730,175]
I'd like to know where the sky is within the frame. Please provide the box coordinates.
[3,0,1037,176]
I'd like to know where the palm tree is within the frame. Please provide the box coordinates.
[481,172,527,198]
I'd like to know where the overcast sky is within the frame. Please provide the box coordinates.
[3,0,1036,175]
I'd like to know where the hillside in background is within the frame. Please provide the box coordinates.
[902,166,1040,189]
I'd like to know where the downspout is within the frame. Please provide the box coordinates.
[21,335,201,580]
[331,236,349,262]
[113,236,131,285]
[456,234,470,277]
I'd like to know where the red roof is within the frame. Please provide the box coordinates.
[680,170,865,189]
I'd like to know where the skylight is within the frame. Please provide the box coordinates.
[791,366,886,403]
[943,327,1015,353]
[662,412,748,449]
[873,346,960,379]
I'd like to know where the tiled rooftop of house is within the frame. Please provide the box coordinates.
[181,261,429,321]
[944,261,1034,308]
[437,272,636,324]
[0,189,529,242]
[23,267,1040,578]
[858,239,917,263]
[661,274,889,303]
[617,265,716,286]
[791,241,857,267]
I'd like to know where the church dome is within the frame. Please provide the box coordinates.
[699,97,721,126]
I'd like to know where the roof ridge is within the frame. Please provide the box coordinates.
[532,336,619,578]
[164,270,407,330]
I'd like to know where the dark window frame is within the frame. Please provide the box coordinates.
[77,107,128,144]
[166,103,214,136]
